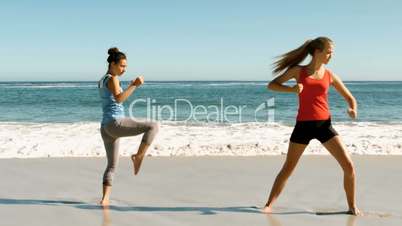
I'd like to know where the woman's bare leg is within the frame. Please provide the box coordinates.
[131,142,150,175]
[100,185,112,206]
[322,136,361,216]
[262,142,307,213]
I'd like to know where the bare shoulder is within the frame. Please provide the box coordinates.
[273,66,302,83]
[329,71,348,92]
[328,70,341,85]
[108,75,119,85]
[107,75,121,92]
[288,66,302,81]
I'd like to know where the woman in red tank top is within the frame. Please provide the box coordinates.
[262,37,360,215]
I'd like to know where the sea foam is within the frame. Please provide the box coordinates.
[1,121,401,158]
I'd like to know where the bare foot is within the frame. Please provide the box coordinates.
[347,207,362,216]
[100,199,109,206]
[261,205,273,214]
[131,153,145,175]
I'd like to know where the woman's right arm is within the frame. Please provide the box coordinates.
[267,67,302,94]
[108,76,143,103]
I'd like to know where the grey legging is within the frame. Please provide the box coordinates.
[100,117,159,186]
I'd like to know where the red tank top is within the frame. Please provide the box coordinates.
[296,66,333,121]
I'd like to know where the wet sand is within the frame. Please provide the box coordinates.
[0,156,401,226]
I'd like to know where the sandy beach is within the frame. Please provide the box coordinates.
[1,156,401,226]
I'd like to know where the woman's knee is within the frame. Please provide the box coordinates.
[342,160,356,177]
[149,121,160,133]
[279,163,296,179]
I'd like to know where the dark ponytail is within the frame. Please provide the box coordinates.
[107,47,126,67]
[272,37,332,75]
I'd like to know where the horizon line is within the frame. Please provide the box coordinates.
[1,80,402,83]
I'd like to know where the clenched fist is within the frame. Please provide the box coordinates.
[347,108,357,119]
[130,76,144,87]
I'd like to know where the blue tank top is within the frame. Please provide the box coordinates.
[98,74,125,127]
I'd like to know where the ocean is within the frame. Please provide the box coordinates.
[1,81,402,124]
[0,81,401,158]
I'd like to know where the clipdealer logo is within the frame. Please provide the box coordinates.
[128,97,275,123]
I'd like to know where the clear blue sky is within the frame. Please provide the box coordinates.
[0,0,401,81]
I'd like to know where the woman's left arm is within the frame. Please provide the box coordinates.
[331,73,358,119]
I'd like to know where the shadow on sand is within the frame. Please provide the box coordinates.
[0,198,364,216]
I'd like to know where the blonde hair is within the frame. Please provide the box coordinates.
[273,37,333,75]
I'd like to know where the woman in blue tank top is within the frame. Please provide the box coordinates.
[98,47,159,206]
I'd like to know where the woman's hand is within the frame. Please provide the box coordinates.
[347,108,357,119]
[293,83,303,94]
[130,76,144,87]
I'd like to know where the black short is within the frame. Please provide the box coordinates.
[290,118,338,145]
